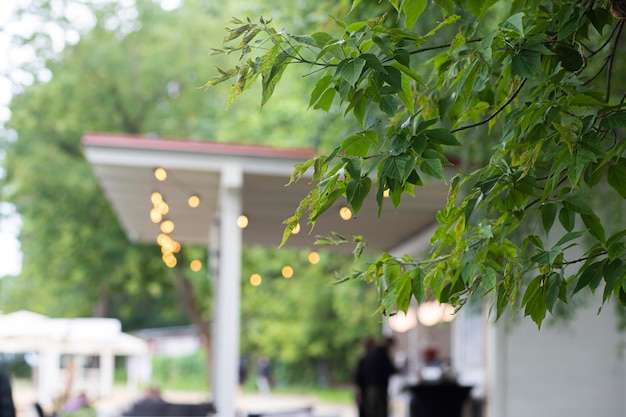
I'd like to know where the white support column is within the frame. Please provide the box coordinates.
[486,315,506,417]
[99,351,114,398]
[213,164,243,417]
[37,348,61,409]
[209,217,220,403]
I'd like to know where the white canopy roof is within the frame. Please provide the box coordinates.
[0,310,149,356]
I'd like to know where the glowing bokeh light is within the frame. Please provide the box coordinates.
[250,273,262,286]
[188,195,200,208]
[237,215,249,229]
[190,260,202,272]
[339,206,352,220]
[308,251,320,264]
[282,266,294,279]
[154,167,168,181]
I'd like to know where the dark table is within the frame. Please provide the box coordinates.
[406,383,472,417]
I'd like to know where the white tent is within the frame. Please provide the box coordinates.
[0,310,151,408]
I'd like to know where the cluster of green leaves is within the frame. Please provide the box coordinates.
[208,0,626,327]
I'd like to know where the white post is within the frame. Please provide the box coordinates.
[37,348,61,409]
[209,216,220,398]
[100,351,114,398]
[213,164,243,417]
[486,316,506,417]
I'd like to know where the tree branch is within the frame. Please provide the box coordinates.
[451,78,527,134]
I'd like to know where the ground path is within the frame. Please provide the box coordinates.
[12,382,358,417]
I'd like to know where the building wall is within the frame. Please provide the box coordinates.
[502,299,625,417]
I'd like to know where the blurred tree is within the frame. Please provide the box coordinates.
[0,0,387,387]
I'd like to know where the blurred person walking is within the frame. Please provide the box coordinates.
[0,363,15,417]
[355,336,377,417]
[256,357,272,394]
[358,337,397,417]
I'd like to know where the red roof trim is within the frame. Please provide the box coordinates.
[82,133,318,160]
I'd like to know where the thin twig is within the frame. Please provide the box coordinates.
[451,78,527,134]
[410,38,482,55]
[605,20,625,102]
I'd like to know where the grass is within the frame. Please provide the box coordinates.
[271,386,354,404]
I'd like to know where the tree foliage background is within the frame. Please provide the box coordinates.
[209,0,626,328]
[0,0,382,386]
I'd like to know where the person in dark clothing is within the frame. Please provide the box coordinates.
[355,336,377,417]
[358,337,397,417]
[0,363,16,417]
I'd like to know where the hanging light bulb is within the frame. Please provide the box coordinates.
[151,191,163,204]
[339,206,352,220]
[237,214,249,229]
[154,167,168,181]
[188,195,200,208]
[282,266,294,279]
[160,219,175,234]
[308,252,320,264]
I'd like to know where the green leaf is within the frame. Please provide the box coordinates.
[399,75,416,114]
[602,259,624,302]
[555,43,583,72]
[573,261,604,295]
[395,273,413,312]
[343,156,363,179]
[420,158,445,181]
[608,160,626,199]
[425,15,460,37]
[349,0,364,13]
[541,203,557,235]
[341,132,375,157]
[558,207,575,232]
[545,272,563,313]
[569,94,608,106]
[261,47,295,106]
[411,267,425,302]
[361,53,387,73]
[481,267,496,292]
[309,75,334,108]
[600,111,626,129]
[313,88,336,112]
[424,129,461,146]
[500,12,525,37]
[512,48,541,79]
[522,276,546,328]
[403,0,427,29]
[555,230,584,246]
[311,32,335,48]
[582,213,606,243]
[383,154,416,181]
[346,176,372,214]
[311,188,344,222]
[337,57,366,86]
[564,194,594,215]
[382,65,403,91]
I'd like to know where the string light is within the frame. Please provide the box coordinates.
[308,252,320,264]
[250,273,262,286]
[190,260,202,272]
[237,215,249,229]
[160,220,175,234]
[154,167,168,181]
[188,195,200,208]
[339,206,352,220]
[282,266,294,279]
